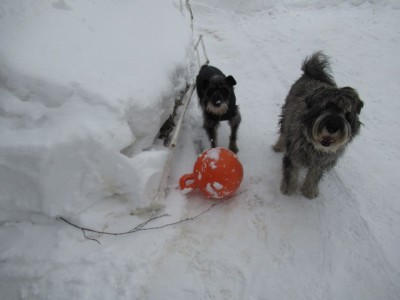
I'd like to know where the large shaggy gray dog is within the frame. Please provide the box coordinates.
[273,51,364,198]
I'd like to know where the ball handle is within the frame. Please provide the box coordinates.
[179,173,197,191]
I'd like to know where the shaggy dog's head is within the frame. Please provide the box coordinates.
[303,86,364,153]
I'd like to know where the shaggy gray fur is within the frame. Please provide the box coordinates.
[273,51,364,198]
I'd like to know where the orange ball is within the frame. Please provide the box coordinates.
[179,147,243,199]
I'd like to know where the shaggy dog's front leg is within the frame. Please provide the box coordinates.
[281,155,299,195]
[302,167,324,199]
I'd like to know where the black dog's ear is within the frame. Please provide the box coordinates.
[226,75,237,86]
[202,79,209,87]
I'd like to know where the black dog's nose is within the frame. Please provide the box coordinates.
[213,99,222,106]
[325,117,342,133]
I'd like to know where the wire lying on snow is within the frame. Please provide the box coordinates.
[59,201,223,245]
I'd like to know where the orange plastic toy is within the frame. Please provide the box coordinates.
[179,147,243,199]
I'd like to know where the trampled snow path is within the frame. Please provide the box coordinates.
[143,4,400,299]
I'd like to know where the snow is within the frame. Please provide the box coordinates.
[206,182,220,198]
[0,0,192,222]
[1,0,400,299]
[205,147,221,160]
[212,182,224,190]
[181,187,194,194]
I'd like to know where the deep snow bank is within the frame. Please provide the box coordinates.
[194,0,400,11]
[0,0,193,221]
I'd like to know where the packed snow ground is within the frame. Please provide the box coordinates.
[1,1,400,299]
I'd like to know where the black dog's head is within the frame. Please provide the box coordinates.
[196,65,237,117]
[304,86,364,153]
[202,75,236,115]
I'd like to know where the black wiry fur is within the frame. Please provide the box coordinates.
[273,51,364,198]
[196,65,241,153]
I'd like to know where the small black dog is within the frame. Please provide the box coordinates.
[273,51,364,198]
[196,65,241,153]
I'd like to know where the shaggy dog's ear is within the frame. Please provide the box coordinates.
[226,75,237,86]
[356,98,364,114]
[340,87,364,114]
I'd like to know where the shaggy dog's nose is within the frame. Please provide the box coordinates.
[326,117,342,133]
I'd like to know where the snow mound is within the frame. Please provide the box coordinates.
[0,0,193,221]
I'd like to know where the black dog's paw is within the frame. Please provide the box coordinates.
[229,141,239,154]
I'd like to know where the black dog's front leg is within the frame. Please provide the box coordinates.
[228,112,241,153]
[204,118,219,148]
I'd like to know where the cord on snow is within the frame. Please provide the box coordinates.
[59,201,223,245]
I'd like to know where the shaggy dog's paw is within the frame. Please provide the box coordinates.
[280,180,296,195]
[302,185,319,199]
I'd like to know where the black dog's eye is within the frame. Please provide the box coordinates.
[219,87,230,98]
[206,88,216,97]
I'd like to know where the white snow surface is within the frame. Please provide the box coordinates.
[1,0,400,299]
[0,0,193,221]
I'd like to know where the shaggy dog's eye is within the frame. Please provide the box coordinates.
[345,112,353,121]
[326,103,336,111]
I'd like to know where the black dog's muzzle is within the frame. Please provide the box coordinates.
[208,87,231,107]
[211,91,225,107]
